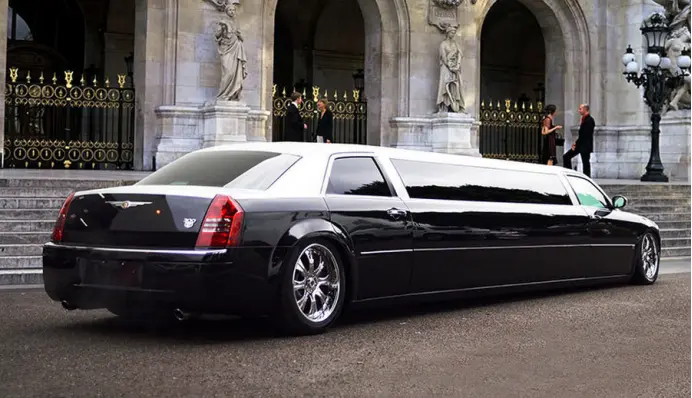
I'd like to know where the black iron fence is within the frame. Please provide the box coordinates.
[479,99,543,163]
[271,85,366,145]
[3,68,135,169]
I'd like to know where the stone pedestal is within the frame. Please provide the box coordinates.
[247,110,271,142]
[154,105,204,169]
[201,100,251,148]
[389,117,432,151]
[431,112,482,157]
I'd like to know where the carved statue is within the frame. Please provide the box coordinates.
[666,38,691,110]
[652,0,691,110]
[204,0,247,101]
[436,24,465,113]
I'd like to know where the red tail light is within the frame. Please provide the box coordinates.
[51,192,75,243]
[195,194,245,248]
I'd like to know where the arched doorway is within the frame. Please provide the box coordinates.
[478,0,547,162]
[261,0,411,148]
[3,0,136,170]
[271,0,367,144]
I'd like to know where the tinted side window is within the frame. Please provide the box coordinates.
[391,159,571,205]
[327,157,392,197]
[566,176,609,209]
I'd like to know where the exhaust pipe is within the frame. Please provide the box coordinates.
[61,300,77,311]
[173,308,191,322]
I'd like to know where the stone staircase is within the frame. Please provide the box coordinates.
[600,184,691,259]
[0,177,139,285]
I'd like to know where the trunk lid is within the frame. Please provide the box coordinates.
[61,186,228,249]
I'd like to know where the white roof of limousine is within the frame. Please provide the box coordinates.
[199,141,580,177]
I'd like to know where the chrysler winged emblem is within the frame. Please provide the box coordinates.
[183,218,197,229]
[106,200,152,210]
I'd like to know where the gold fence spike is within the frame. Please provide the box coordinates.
[343,91,347,101]
[93,76,98,87]
[497,100,501,109]
[80,74,86,86]
[302,87,306,97]
[323,89,328,98]
[521,102,525,111]
[26,71,31,84]
[529,102,534,111]
[488,100,493,110]
[117,74,126,88]
[481,100,485,109]
[9,67,18,83]
[39,72,45,85]
[105,77,110,88]
[65,71,73,88]
[52,73,57,85]
[513,101,518,111]
[281,87,286,97]
[272,84,276,97]
[333,90,337,101]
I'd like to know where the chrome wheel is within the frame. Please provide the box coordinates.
[641,234,659,281]
[292,243,341,323]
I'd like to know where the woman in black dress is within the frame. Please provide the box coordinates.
[315,98,333,143]
[540,104,563,165]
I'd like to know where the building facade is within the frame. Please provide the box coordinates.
[1,0,690,180]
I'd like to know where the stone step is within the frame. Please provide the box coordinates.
[627,204,691,214]
[601,184,691,192]
[662,246,691,258]
[660,228,691,239]
[0,269,43,285]
[0,220,56,233]
[644,213,691,223]
[0,209,59,220]
[661,237,691,249]
[627,197,691,206]
[0,197,69,210]
[0,256,42,269]
[0,187,77,198]
[0,178,138,188]
[0,244,44,256]
[654,220,691,230]
[0,232,51,245]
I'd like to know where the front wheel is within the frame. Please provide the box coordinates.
[274,239,346,335]
[630,232,660,285]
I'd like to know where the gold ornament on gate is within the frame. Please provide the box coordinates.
[64,71,74,89]
[312,86,320,102]
[9,67,18,83]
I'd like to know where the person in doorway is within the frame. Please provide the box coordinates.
[285,91,308,142]
[315,97,333,143]
[540,104,562,165]
[563,103,594,177]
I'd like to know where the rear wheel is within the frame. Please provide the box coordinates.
[630,232,660,285]
[274,239,346,335]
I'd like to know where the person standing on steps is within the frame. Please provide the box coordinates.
[563,104,595,177]
[315,98,333,143]
[285,91,308,142]
[540,104,562,166]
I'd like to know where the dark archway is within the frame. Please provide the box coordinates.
[7,0,85,78]
[480,0,546,106]
[271,0,367,144]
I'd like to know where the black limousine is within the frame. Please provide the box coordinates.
[43,142,660,334]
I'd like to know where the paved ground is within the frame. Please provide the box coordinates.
[0,272,689,398]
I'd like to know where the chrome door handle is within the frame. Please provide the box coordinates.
[387,208,407,219]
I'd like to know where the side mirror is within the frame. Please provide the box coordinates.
[612,195,628,209]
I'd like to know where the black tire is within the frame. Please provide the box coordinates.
[630,231,660,285]
[273,238,347,335]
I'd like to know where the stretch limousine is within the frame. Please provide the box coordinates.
[43,142,660,334]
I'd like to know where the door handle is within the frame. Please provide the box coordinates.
[386,208,407,220]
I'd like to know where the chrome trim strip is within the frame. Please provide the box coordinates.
[360,249,414,255]
[359,243,635,255]
[44,242,227,256]
[355,274,630,303]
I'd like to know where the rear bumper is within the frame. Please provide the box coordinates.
[42,242,278,315]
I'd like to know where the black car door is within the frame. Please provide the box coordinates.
[322,155,414,300]
[565,175,638,277]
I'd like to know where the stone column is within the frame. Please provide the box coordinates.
[133,0,166,170]
[0,0,8,167]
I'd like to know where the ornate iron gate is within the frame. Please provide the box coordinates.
[479,99,543,163]
[3,68,135,169]
[271,85,366,145]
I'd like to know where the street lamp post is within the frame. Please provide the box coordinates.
[622,12,691,182]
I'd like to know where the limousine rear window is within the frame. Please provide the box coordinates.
[390,158,572,205]
[327,157,393,197]
[136,150,301,190]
